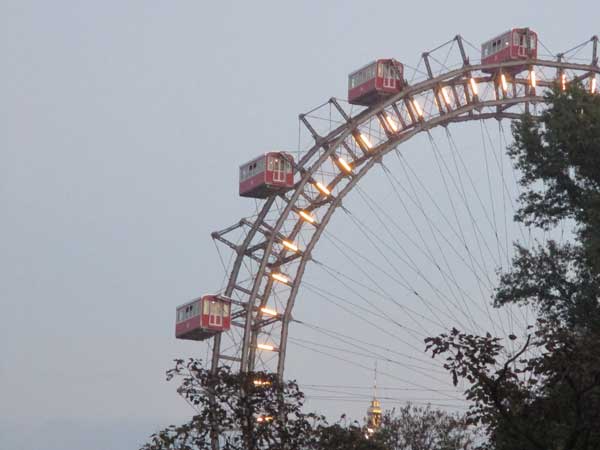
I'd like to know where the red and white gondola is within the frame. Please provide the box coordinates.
[175,295,231,341]
[348,59,405,106]
[239,152,294,199]
[481,28,538,73]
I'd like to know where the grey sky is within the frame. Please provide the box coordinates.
[1,1,598,449]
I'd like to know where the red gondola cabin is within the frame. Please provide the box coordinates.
[239,152,294,199]
[481,28,538,73]
[348,59,405,106]
[175,295,231,341]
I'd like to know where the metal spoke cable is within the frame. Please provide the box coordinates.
[213,238,234,291]
[313,258,438,337]
[493,121,533,339]
[303,395,469,409]
[351,185,478,330]
[301,278,425,341]
[481,121,516,234]
[497,122,529,247]
[326,215,479,334]
[288,339,463,402]
[442,128,506,336]
[445,128,520,247]
[428,41,456,76]
[481,120,521,261]
[331,197,471,332]
[302,383,460,392]
[294,318,447,372]
[430,130,499,279]
[383,152,498,329]
[425,131,509,338]
[304,391,463,403]
[394,149,497,291]
[379,164,481,333]
[391,149,501,334]
[479,120,504,267]
[288,336,449,382]
[371,163,486,329]
[312,236,433,337]
[446,124,527,334]
[478,120,534,335]
[390,152,504,338]
[383,156,494,330]
[428,131,504,274]
[302,386,462,403]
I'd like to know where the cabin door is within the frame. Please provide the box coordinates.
[273,158,285,183]
[209,301,223,327]
[518,34,526,56]
[382,64,395,89]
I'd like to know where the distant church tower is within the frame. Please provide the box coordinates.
[365,363,382,435]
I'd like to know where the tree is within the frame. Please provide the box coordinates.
[141,360,384,450]
[316,422,387,450]
[374,403,475,450]
[426,83,600,450]
[507,83,600,272]
[141,360,323,450]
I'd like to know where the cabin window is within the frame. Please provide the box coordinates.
[349,63,377,89]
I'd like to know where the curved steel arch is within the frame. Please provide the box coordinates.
[210,47,600,379]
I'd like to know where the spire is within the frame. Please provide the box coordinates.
[374,360,378,399]
[366,361,382,435]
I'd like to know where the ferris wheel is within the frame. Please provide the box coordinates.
[175,29,599,413]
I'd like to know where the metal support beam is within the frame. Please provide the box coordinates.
[299,114,320,142]
[330,97,350,122]
[391,103,408,129]
[422,52,434,78]
[455,35,470,66]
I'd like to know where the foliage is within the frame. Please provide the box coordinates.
[141,360,478,450]
[508,83,600,271]
[425,83,600,450]
[494,241,600,332]
[425,320,600,450]
[373,403,475,450]
[316,421,387,450]
[141,360,324,450]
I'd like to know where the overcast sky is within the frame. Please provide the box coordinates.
[1,1,598,449]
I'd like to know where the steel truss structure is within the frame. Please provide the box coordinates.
[208,35,600,380]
